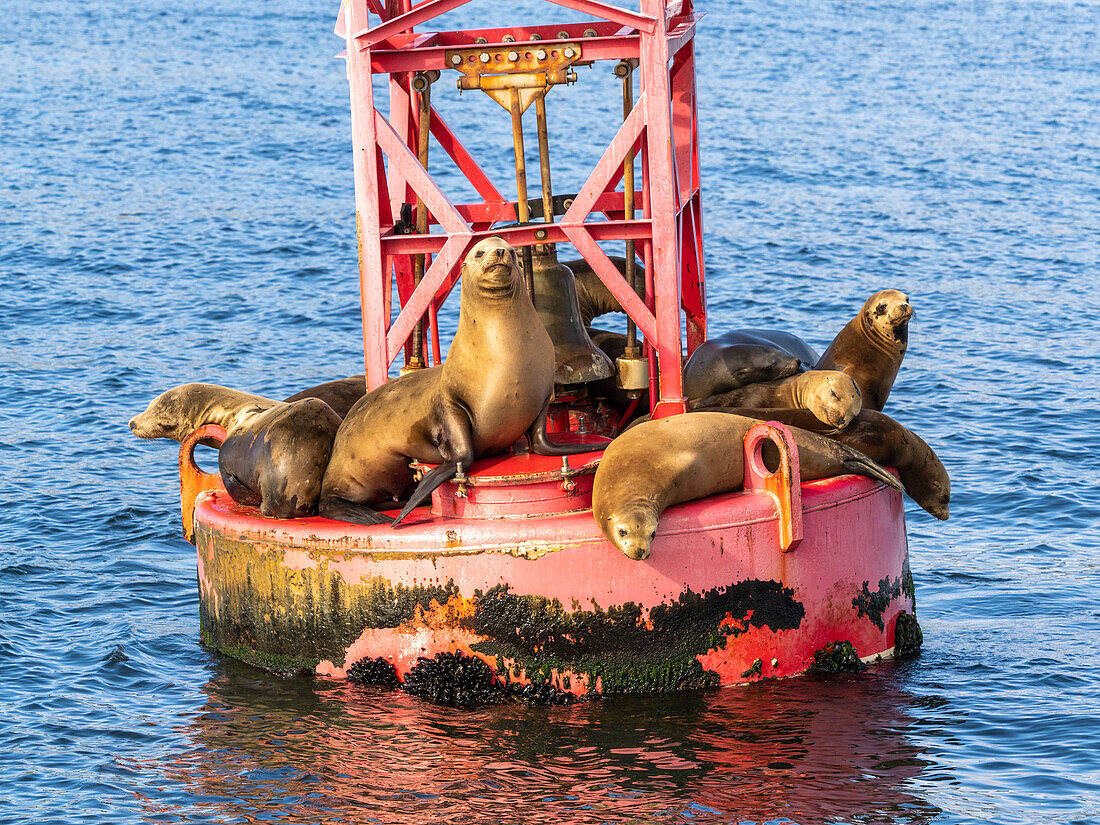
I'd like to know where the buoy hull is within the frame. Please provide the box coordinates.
[194,473,913,693]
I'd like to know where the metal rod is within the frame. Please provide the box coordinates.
[508,88,535,300]
[534,92,554,227]
[409,71,434,370]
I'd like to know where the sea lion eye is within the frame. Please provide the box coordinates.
[474,250,484,259]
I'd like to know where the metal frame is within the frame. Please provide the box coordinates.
[337,0,706,417]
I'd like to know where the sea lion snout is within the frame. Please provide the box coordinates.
[128,407,166,439]
[891,297,913,324]
[606,513,658,560]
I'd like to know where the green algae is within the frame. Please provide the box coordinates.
[894,612,923,659]
[852,577,903,631]
[807,640,863,674]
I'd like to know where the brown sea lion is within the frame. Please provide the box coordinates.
[818,289,912,411]
[561,256,642,325]
[129,384,341,518]
[218,398,342,518]
[284,375,367,419]
[697,407,949,520]
[684,329,820,398]
[128,383,277,442]
[681,336,804,401]
[693,370,863,429]
[592,412,903,560]
[319,237,594,527]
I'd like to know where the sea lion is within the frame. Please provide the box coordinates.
[818,289,912,411]
[284,375,367,419]
[692,370,863,429]
[561,256,642,325]
[697,407,950,520]
[129,384,341,518]
[218,398,342,518]
[592,412,903,560]
[128,383,278,442]
[682,335,804,401]
[319,237,594,527]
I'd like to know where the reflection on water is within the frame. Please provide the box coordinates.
[132,661,943,823]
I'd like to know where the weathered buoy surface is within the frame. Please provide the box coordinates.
[191,429,914,694]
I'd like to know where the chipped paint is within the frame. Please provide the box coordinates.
[193,474,915,695]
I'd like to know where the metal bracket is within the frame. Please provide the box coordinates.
[446,43,581,110]
[178,424,227,544]
[742,422,804,552]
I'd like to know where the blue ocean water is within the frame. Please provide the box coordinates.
[2,0,1099,822]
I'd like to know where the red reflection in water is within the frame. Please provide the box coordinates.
[128,662,942,824]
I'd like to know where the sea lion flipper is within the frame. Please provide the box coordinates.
[391,461,459,526]
[842,456,904,492]
[317,497,392,526]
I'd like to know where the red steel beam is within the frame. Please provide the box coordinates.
[543,0,656,33]
[371,34,640,73]
[353,0,471,45]
[345,7,390,390]
[380,217,653,256]
[639,0,686,417]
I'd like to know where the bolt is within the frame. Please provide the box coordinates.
[563,47,575,59]
[557,30,569,39]
[450,54,462,66]
[475,36,487,44]
[530,33,542,40]
[536,49,547,60]
[771,657,779,668]
[479,52,490,63]
[534,228,548,240]
[583,28,597,37]
[508,51,519,61]
[502,34,515,42]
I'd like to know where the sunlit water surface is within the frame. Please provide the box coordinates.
[3,0,1099,822]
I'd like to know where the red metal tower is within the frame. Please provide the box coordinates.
[336,0,706,417]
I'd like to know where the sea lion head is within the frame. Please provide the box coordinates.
[909,452,951,521]
[862,289,912,346]
[798,371,863,429]
[129,384,204,440]
[604,506,659,561]
[462,236,521,300]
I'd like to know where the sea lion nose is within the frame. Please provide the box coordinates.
[492,246,507,259]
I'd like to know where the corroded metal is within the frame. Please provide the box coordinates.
[194,466,913,692]
[178,424,227,543]
[743,422,803,551]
